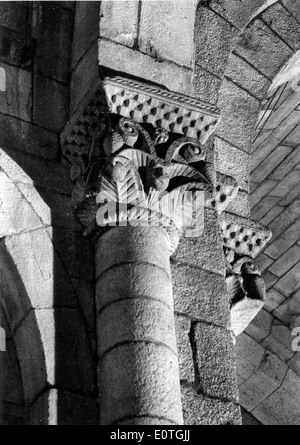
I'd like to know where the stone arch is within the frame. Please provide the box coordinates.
[0,148,98,424]
[0,148,52,424]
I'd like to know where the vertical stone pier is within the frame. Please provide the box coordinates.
[96,227,182,425]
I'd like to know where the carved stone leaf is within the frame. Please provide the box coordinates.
[113,156,148,207]
[165,163,209,185]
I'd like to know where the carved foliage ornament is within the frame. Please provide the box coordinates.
[61,77,241,252]
[224,247,266,337]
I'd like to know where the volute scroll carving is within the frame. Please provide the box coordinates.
[61,76,241,252]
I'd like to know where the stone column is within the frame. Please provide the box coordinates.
[96,226,182,425]
[61,76,251,425]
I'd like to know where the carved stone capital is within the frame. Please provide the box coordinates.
[61,76,240,252]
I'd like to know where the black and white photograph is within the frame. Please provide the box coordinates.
[0,0,299,428]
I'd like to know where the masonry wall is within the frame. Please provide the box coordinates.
[0,1,98,425]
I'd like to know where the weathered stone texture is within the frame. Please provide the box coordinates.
[236,20,293,79]
[175,315,194,383]
[34,3,74,83]
[216,79,260,153]
[33,74,68,133]
[192,323,239,402]
[71,1,100,70]
[172,264,230,328]
[100,0,139,48]
[139,0,195,68]
[181,385,241,425]
[98,39,194,97]
[194,6,238,79]
[208,0,277,31]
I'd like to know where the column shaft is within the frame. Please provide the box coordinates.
[96,226,183,425]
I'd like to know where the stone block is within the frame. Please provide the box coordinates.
[71,1,100,70]
[194,6,238,79]
[226,191,250,218]
[287,352,300,376]
[238,370,279,412]
[33,187,81,231]
[29,389,98,425]
[279,181,300,207]
[269,245,300,277]
[269,145,300,180]
[98,343,182,425]
[215,137,250,192]
[264,288,286,313]
[208,0,277,31]
[252,195,280,221]
[262,322,294,362]
[274,262,300,297]
[171,208,225,276]
[0,1,30,33]
[265,219,300,259]
[5,228,77,309]
[37,308,95,395]
[250,179,278,208]
[0,26,36,68]
[262,3,300,51]
[253,387,300,425]
[98,39,194,97]
[260,205,284,226]
[13,311,48,404]
[269,196,300,240]
[255,253,274,273]
[96,263,173,313]
[235,332,265,368]
[251,112,300,172]
[235,352,258,382]
[241,409,263,425]
[15,183,51,226]
[0,114,59,160]
[35,3,73,83]
[175,315,194,383]
[33,74,68,132]
[236,20,293,79]
[0,62,31,121]
[216,79,260,153]
[262,270,278,290]
[193,64,222,105]
[139,0,195,68]
[172,264,230,327]
[96,227,170,280]
[70,40,98,116]
[282,0,300,22]
[97,298,177,357]
[225,53,271,100]
[244,308,273,342]
[0,172,43,237]
[50,227,94,281]
[263,93,300,132]
[192,322,239,402]
[259,351,288,386]
[251,145,294,183]
[100,0,139,48]
[181,385,241,425]
[252,129,273,153]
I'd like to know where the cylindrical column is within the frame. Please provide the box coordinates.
[96,226,183,425]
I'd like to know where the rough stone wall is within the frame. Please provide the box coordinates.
[1,0,300,426]
[172,209,241,425]
[239,62,300,424]
[194,0,300,425]
[0,1,98,425]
